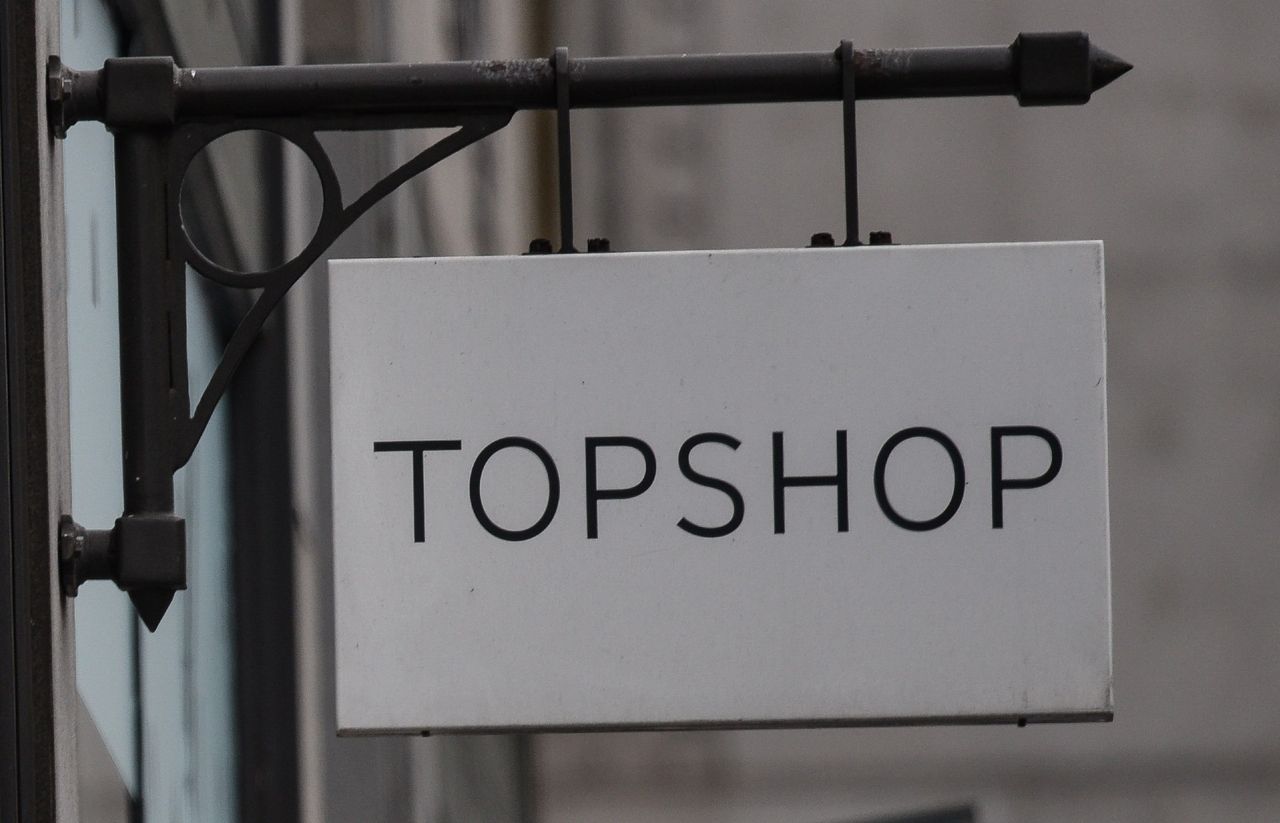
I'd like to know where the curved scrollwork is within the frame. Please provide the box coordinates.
[165,110,514,468]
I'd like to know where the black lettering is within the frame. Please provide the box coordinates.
[991,426,1063,528]
[469,437,560,541]
[373,440,463,543]
[772,431,848,534]
[677,433,744,538]
[585,437,657,539]
[874,428,965,532]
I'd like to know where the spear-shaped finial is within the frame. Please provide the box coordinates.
[1090,43,1134,93]
[131,590,177,633]
[1014,32,1133,106]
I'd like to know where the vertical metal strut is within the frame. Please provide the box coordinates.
[112,129,186,631]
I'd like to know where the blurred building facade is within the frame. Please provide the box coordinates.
[12,0,1279,821]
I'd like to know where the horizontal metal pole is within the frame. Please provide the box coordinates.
[51,32,1130,131]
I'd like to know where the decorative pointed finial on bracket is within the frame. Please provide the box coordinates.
[1013,32,1134,106]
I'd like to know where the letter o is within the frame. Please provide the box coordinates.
[469,437,560,541]
[874,427,965,532]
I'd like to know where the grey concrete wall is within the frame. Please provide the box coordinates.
[537,2,1280,821]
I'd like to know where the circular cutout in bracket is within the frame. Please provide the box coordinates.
[178,128,326,280]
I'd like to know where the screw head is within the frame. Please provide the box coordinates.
[526,238,553,255]
[809,232,836,248]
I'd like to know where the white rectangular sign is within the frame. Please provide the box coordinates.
[330,242,1111,735]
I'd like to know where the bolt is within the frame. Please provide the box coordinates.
[869,231,894,246]
[59,516,86,597]
[587,237,611,253]
[526,238,553,255]
[46,57,74,138]
[809,232,836,248]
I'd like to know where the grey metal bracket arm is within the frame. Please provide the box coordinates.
[47,32,1131,631]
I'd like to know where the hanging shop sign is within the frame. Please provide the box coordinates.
[329,242,1111,734]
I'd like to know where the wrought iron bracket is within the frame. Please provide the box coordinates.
[47,32,1131,630]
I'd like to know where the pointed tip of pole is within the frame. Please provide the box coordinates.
[131,589,175,632]
[1090,43,1133,93]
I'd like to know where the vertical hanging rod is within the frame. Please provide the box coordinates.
[838,40,860,247]
[554,46,576,253]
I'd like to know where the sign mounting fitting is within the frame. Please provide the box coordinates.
[47,32,1131,631]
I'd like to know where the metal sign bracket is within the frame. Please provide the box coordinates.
[47,32,1131,630]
